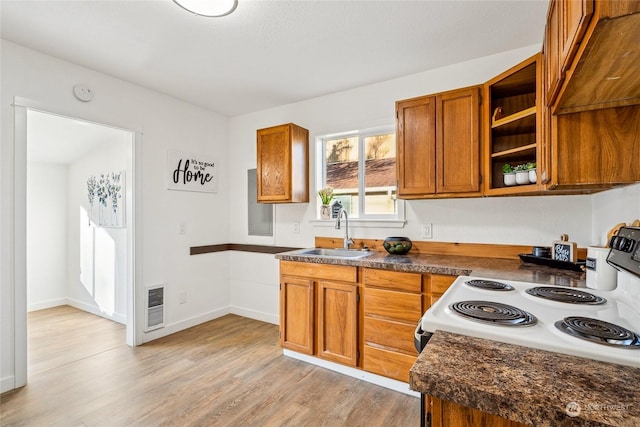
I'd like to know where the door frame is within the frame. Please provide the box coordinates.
[11,97,144,388]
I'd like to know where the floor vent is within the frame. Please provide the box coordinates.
[145,285,165,331]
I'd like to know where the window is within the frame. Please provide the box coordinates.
[318,127,399,220]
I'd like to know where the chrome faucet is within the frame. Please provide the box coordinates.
[335,208,354,249]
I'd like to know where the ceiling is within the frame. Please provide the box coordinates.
[1,0,548,117]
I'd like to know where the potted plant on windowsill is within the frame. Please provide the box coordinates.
[502,164,516,186]
[318,187,334,220]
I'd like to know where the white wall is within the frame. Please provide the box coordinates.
[26,162,68,311]
[67,136,130,323]
[591,183,640,245]
[1,39,231,392]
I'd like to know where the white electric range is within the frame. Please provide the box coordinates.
[415,227,640,368]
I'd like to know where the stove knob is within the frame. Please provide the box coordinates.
[609,235,624,249]
[611,236,635,252]
[623,238,636,253]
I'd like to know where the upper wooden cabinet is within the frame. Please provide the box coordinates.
[396,86,482,199]
[549,105,640,190]
[545,0,594,104]
[547,0,640,113]
[545,0,562,104]
[484,54,544,195]
[256,123,309,203]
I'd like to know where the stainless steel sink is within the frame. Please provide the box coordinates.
[296,248,373,259]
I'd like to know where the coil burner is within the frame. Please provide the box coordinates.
[464,279,514,291]
[555,317,640,348]
[449,300,537,327]
[526,287,606,305]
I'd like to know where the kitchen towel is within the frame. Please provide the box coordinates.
[586,246,617,290]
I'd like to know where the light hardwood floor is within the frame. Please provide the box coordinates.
[1,306,419,426]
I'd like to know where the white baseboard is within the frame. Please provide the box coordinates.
[66,298,126,324]
[142,306,231,343]
[1,376,15,394]
[229,305,278,325]
[27,298,67,312]
[283,349,420,398]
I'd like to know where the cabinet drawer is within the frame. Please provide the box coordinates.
[429,274,456,294]
[363,268,422,292]
[363,344,416,383]
[364,288,423,322]
[363,317,416,354]
[280,260,357,282]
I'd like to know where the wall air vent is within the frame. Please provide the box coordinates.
[145,285,165,331]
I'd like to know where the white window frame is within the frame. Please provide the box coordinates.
[313,126,405,228]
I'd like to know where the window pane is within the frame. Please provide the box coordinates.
[364,133,396,215]
[325,137,358,216]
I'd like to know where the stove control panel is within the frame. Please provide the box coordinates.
[607,226,640,277]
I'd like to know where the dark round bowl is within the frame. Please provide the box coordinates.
[383,237,412,255]
[532,246,551,258]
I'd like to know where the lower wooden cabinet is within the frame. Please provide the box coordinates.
[427,274,457,307]
[317,280,358,366]
[279,275,314,355]
[362,268,456,383]
[279,261,359,366]
[363,344,418,383]
[281,261,527,425]
[428,396,530,427]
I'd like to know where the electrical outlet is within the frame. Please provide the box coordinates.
[293,221,300,233]
[179,291,187,304]
[179,222,186,235]
[421,223,433,239]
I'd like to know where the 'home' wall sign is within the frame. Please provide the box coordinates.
[167,150,218,193]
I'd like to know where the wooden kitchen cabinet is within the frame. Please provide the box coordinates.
[547,0,640,113]
[362,269,455,382]
[425,274,456,307]
[256,123,309,203]
[317,280,358,366]
[545,0,594,107]
[279,275,314,355]
[396,86,482,199]
[484,54,544,195]
[429,396,529,427]
[362,268,423,382]
[279,261,359,366]
[549,105,640,190]
[541,0,640,191]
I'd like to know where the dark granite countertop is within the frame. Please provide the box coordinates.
[276,249,585,287]
[410,331,640,427]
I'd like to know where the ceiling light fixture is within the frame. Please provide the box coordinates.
[172,0,238,17]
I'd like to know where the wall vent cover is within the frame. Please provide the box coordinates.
[145,285,165,331]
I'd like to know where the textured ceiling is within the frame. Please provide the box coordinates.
[1,0,548,117]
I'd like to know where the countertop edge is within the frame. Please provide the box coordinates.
[409,331,639,427]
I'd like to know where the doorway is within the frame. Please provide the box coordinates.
[27,110,132,326]
[12,100,141,389]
